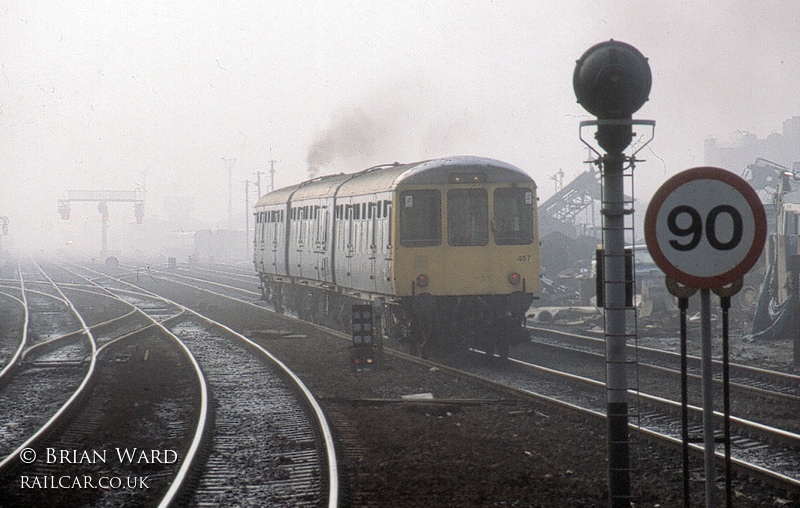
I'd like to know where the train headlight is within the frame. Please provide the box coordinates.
[416,273,429,288]
[508,272,522,285]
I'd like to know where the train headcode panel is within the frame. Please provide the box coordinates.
[644,166,766,289]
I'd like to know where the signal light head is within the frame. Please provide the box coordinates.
[573,39,652,119]
[58,201,70,220]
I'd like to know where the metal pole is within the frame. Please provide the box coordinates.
[602,151,631,507]
[254,171,264,198]
[700,287,716,507]
[269,160,276,193]
[679,296,691,507]
[101,218,108,255]
[721,294,732,508]
[244,179,250,256]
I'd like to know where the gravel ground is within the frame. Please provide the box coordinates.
[103,279,800,507]
[240,314,800,507]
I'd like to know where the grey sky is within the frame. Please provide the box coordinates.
[2,1,799,253]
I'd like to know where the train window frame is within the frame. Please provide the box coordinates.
[447,188,489,247]
[399,189,441,247]
[492,187,534,245]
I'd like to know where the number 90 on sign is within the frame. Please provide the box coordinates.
[644,167,766,289]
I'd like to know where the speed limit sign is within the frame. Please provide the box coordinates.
[644,166,766,289]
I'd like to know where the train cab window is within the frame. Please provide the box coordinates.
[447,189,488,246]
[399,190,441,247]
[493,187,534,245]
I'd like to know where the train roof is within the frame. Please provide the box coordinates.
[254,156,534,207]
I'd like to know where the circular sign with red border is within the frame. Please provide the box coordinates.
[644,166,766,289]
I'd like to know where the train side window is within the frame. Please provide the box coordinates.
[370,204,377,247]
[322,209,329,246]
[447,188,488,246]
[386,201,392,247]
[399,190,441,247]
[493,187,534,245]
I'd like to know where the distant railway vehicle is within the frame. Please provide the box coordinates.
[253,156,541,356]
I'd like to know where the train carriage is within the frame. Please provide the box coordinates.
[254,156,540,355]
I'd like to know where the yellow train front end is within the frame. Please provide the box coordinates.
[388,160,540,355]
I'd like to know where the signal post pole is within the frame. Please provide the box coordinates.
[573,40,653,507]
[601,151,631,505]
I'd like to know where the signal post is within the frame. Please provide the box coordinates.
[573,40,653,507]
[58,189,145,255]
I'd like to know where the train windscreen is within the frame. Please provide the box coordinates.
[447,189,489,246]
[399,190,441,247]
[493,187,534,245]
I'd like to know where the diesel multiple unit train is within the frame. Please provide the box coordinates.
[253,156,540,356]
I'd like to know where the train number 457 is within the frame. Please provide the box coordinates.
[517,255,532,262]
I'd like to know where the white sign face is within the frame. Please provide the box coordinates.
[644,167,766,289]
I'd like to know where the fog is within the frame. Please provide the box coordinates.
[2,1,799,257]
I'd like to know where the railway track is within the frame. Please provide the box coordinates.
[67,262,339,507]
[130,260,800,496]
[0,261,100,477]
[0,260,339,507]
[501,326,800,491]
[528,326,800,403]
